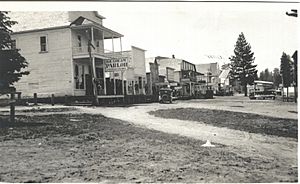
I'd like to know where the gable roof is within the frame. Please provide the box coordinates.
[219,69,230,79]
[9,12,71,32]
[8,11,105,33]
[196,62,219,76]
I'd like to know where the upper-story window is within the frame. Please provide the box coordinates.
[40,36,47,52]
[77,35,82,48]
[11,40,16,50]
[96,40,100,47]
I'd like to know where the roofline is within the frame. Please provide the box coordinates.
[131,46,146,51]
[71,24,123,38]
[94,11,106,19]
[11,23,124,38]
[196,62,218,65]
[166,67,175,70]
[182,60,196,67]
[11,25,70,35]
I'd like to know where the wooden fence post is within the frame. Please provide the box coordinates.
[64,95,68,106]
[51,94,55,106]
[10,92,15,123]
[34,93,37,105]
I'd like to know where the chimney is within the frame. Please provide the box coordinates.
[172,54,175,58]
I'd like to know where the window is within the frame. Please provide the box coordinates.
[74,64,85,89]
[40,36,47,52]
[11,40,16,49]
[138,77,142,89]
[77,35,82,48]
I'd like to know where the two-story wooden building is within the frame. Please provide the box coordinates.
[156,56,197,96]
[9,11,146,101]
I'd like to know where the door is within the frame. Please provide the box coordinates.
[85,74,93,96]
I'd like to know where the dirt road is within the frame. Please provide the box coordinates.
[79,96,297,173]
[0,96,297,182]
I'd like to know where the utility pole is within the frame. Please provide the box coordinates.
[88,39,99,106]
[286,9,298,103]
[292,51,297,103]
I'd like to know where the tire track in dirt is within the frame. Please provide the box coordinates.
[79,105,297,169]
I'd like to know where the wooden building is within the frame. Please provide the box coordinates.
[9,11,146,101]
[156,56,197,97]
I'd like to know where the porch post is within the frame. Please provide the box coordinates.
[111,34,116,95]
[103,65,106,95]
[102,31,106,95]
[190,82,192,96]
[111,34,114,54]
[120,37,124,96]
[121,71,124,95]
[113,71,116,95]
[120,37,122,53]
[91,27,95,47]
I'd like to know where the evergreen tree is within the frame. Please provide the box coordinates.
[259,70,265,81]
[259,68,273,82]
[280,52,293,88]
[229,32,257,96]
[280,52,293,99]
[273,68,282,89]
[0,11,29,93]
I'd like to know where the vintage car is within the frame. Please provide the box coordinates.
[158,88,173,103]
[249,90,276,100]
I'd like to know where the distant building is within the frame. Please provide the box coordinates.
[157,56,197,96]
[195,62,220,93]
[145,57,159,95]
[116,46,146,96]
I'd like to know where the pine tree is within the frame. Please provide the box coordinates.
[229,32,257,96]
[280,52,293,99]
[273,68,282,89]
[280,52,293,87]
[0,11,29,93]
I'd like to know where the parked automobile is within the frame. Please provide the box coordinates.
[159,88,173,103]
[249,90,276,100]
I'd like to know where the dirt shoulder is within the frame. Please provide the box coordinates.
[1,113,296,183]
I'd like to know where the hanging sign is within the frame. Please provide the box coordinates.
[105,57,130,72]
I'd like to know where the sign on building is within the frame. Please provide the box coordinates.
[105,57,130,72]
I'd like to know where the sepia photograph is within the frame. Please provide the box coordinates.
[0,1,298,183]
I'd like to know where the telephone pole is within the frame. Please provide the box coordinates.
[88,39,99,106]
[286,9,297,103]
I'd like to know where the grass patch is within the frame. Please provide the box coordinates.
[149,108,298,138]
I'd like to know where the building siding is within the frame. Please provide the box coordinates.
[12,28,74,98]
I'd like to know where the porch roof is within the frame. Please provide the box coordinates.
[70,17,123,38]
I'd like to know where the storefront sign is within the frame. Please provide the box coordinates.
[181,78,191,82]
[105,57,130,72]
[169,82,178,87]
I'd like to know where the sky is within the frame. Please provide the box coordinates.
[1,1,299,72]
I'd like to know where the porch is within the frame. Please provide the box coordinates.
[70,20,124,59]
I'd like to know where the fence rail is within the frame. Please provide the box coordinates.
[72,46,124,58]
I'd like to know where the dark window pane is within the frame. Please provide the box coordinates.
[11,40,16,49]
[40,36,47,52]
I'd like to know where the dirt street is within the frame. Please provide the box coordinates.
[79,96,298,180]
[0,96,297,182]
